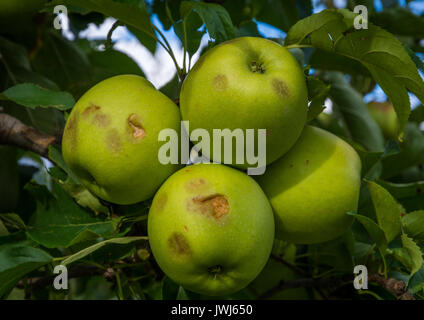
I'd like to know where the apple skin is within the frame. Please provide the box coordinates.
[62,75,182,205]
[148,163,275,296]
[180,37,308,168]
[367,101,398,139]
[256,126,361,244]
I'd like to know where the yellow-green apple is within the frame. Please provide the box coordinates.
[180,37,308,169]
[62,75,182,205]
[256,126,361,244]
[148,163,275,296]
[367,101,398,139]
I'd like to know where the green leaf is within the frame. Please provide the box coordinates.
[31,31,90,96]
[26,182,119,248]
[353,141,400,178]
[0,220,8,236]
[309,49,370,76]
[408,266,424,293]
[285,9,424,137]
[180,1,235,43]
[127,26,157,55]
[306,76,330,121]
[0,36,59,90]
[88,48,146,82]
[381,123,424,179]
[48,146,108,214]
[0,214,26,232]
[410,105,424,124]
[162,276,180,300]
[48,145,79,183]
[348,212,387,253]
[1,84,75,110]
[376,180,424,213]
[321,71,385,152]
[402,211,424,242]
[367,181,402,243]
[174,10,204,57]
[399,234,423,275]
[371,7,424,37]
[50,0,153,37]
[254,0,300,33]
[61,236,146,266]
[0,244,52,297]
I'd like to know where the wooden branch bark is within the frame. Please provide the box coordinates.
[369,274,415,300]
[0,113,56,157]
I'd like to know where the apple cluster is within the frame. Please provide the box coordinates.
[62,37,362,296]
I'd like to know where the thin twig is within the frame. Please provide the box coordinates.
[258,277,341,300]
[271,254,308,277]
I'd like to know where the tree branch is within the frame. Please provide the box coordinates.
[0,113,56,157]
[369,274,415,300]
[271,254,308,277]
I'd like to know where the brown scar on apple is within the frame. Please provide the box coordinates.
[93,113,111,127]
[154,193,167,212]
[128,113,145,139]
[168,232,191,256]
[189,194,229,220]
[81,103,101,117]
[185,178,208,191]
[105,129,121,152]
[272,78,289,98]
[64,112,78,151]
[213,74,228,91]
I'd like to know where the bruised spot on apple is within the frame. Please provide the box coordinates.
[185,178,208,191]
[93,113,111,127]
[148,164,275,296]
[190,194,229,221]
[168,232,191,256]
[213,74,228,91]
[81,104,101,117]
[63,112,79,152]
[154,193,168,212]
[127,113,145,140]
[272,78,289,98]
[105,129,121,153]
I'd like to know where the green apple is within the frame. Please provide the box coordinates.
[62,75,182,205]
[148,163,275,296]
[180,36,308,169]
[256,126,361,244]
[367,101,398,139]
